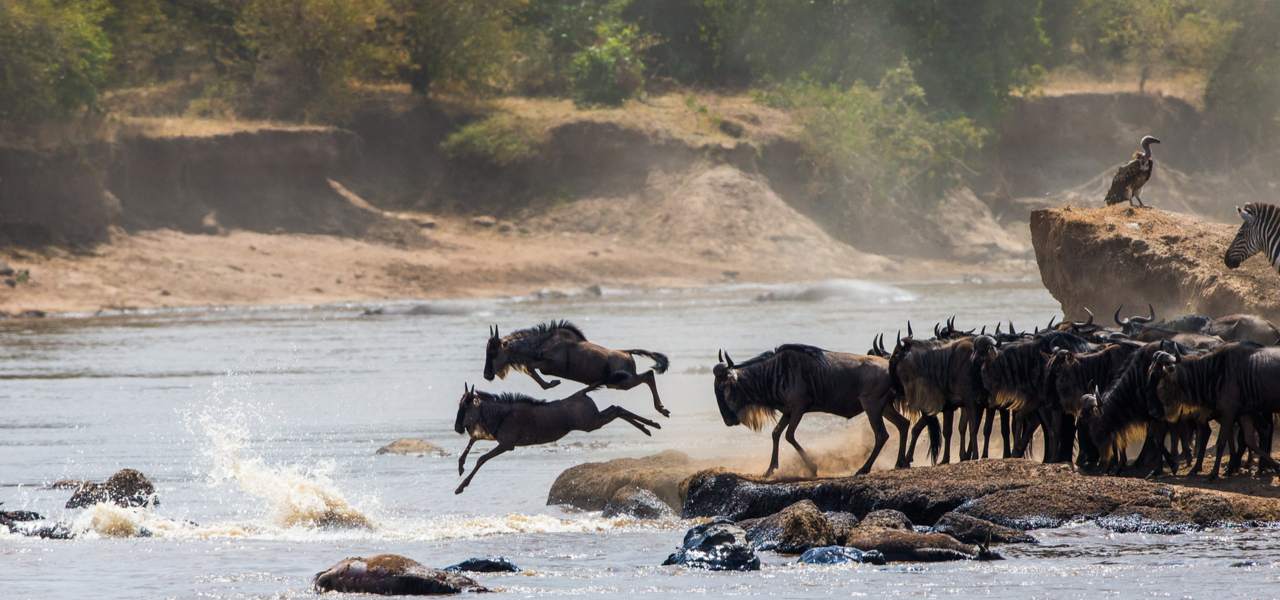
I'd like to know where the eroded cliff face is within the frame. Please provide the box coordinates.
[1031,205,1280,322]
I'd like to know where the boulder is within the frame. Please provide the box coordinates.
[798,546,886,565]
[842,527,999,562]
[662,517,761,571]
[66,469,157,509]
[858,509,913,531]
[1031,206,1280,324]
[547,450,697,512]
[314,554,488,595]
[602,485,675,520]
[737,500,836,553]
[824,511,860,544]
[443,556,520,573]
[376,438,447,457]
[933,512,1037,545]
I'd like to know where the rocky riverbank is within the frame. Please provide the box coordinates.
[1031,205,1280,323]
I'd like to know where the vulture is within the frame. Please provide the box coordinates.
[1104,135,1160,207]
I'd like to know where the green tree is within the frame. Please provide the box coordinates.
[236,0,391,119]
[1204,0,1280,151]
[397,0,521,95]
[0,0,112,122]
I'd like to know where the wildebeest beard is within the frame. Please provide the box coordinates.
[1087,345,1164,461]
[714,346,822,431]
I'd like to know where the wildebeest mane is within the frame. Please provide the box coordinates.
[502,320,588,362]
[722,345,832,431]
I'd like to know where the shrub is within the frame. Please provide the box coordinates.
[399,0,521,95]
[0,0,112,122]
[441,114,546,166]
[568,22,646,106]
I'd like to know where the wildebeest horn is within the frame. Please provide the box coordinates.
[1008,320,1017,335]
[1114,306,1128,327]
[907,321,914,337]
[934,323,942,338]
[1047,315,1056,329]
[723,351,734,368]
[1146,303,1156,322]
[896,330,902,346]
[994,322,1002,335]
[1083,307,1095,326]
[980,325,987,335]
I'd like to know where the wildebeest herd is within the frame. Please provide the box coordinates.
[458,308,1280,493]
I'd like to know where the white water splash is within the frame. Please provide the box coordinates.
[185,378,374,531]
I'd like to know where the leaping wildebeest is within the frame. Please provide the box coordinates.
[453,383,661,494]
[483,321,671,417]
[712,344,910,477]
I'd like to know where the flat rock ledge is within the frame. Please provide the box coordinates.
[547,450,700,512]
[682,460,1280,532]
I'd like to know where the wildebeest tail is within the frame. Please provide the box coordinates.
[924,415,942,465]
[625,349,669,373]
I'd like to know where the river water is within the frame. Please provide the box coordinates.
[3,279,1279,599]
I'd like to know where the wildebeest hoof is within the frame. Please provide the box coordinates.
[454,485,466,495]
[658,408,671,418]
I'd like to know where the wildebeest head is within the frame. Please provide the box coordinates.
[483,325,507,381]
[1044,348,1085,414]
[455,383,479,434]
[1113,304,1156,337]
[713,350,740,426]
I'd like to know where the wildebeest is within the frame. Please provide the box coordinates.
[453,383,660,494]
[1114,306,1275,346]
[978,331,1094,463]
[1041,341,1142,466]
[889,333,993,463]
[1149,342,1280,478]
[483,321,672,417]
[1079,341,1187,476]
[712,344,910,477]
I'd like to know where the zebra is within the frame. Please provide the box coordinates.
[1225,203,1280,273]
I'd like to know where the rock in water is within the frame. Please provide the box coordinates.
[663,517,761,571]
[843,526,1001,562]
[825,511,860,544]
[933,512,1037,545]
[798,546,886,565]
[66,469,157,509]
[376,438,447,457]
[738,500,836,553]
[314,554,489,595]
[443,557,520,573]
[602,485,674,520]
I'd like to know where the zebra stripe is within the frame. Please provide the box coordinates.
[1226,203,1280,272]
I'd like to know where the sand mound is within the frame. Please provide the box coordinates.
[532,165,890,279]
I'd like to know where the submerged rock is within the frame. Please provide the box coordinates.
[843,527,1000,562]
[443,556,520,573]
[314,554,488,595]
[825,511,860,544]
[602,485,674,520]
[663,517,761,571]
[933,512,1037,545]
[798,546,886,565]
[738,499,836,553]
[376,438,448,457]
[66,469,157,509]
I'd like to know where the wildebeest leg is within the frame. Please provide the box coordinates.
[981,406,995,459]
[1209,413,1236,480]
[941,409,955,464]
[1191,421,1210,474]
[764,414,792,478]
[590,406,661,436]
[885,406,911,469]
[859,407,893,475]
[458,438,478,476]
[1038,408,1059,464]
[528,369,561,389]
[607,370,670,418]
[784,413,817,477]
[999,409,1012,458]
[961,404,980,461]
[455,444,513,494]
[1240,415,1280,473]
